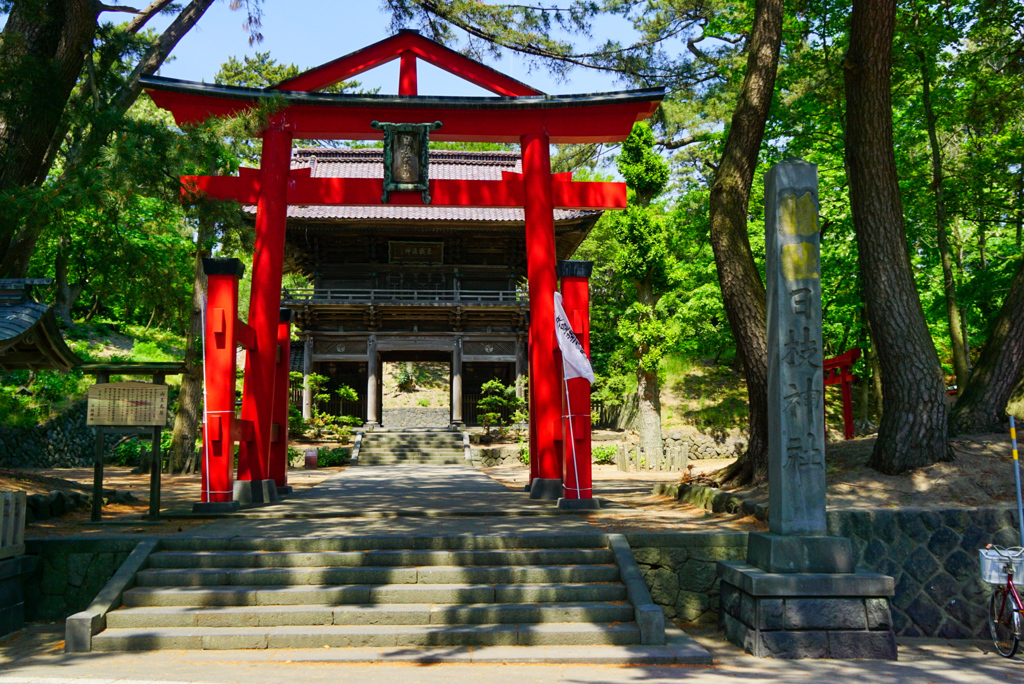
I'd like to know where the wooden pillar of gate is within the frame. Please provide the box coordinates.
[237,122,293,502]
[269,308,293,492]
[201,258,244,506]
[521,132,563,499]
[559,260,593,501]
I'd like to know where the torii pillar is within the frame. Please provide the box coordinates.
[522,132,563,499]
[236,120,293,504]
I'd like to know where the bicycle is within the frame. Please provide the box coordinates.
[981,544,1024,657]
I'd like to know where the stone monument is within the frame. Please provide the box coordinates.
[717,159,897,659]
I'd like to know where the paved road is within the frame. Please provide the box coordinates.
[1,626,1021,683]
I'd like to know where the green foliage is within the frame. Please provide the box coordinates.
[592,444,618,466]
[0,369,90,427]
[395,363,416,391]
[477,378,524,438]
[109,438,147,467]
[617,122,669,206]
[316,447,351,468]
[286,372,360,439]
[288,404,304,436]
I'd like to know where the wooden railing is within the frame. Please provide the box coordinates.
[0,491,27,561]
[281,288,527,306]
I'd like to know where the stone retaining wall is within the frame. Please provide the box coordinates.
[471,446,523,467]
[827,507,1020,639]
[23,538,140,622]
[0,401,112,469]
[617,428,748,465]
[381,407,450,428]
[644,484,1021,639]
[625,532,748,625]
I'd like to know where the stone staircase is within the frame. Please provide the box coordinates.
[90,536,645,651]
[355,431,465,466]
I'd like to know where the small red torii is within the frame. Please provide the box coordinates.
[823,348,861,440]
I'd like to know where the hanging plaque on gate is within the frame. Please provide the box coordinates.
[87,382,168,426]
[370,120,442,204]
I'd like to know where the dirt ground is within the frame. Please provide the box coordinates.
[1,466,344,538]
[480,463,767,533]
[727,432,1024,509]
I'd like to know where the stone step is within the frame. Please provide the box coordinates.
[121,582,628,607]
[362,438,463,445]
[92,622,641,650]
[354,457,464,465]
[147,548,616,569]
[356,449,465,455]
[158,533,611,553]
[106,601,635,628]
[135,564,620,587]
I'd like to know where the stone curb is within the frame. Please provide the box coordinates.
[462,431,472,461]
[653,482,768,521]
[606,533,665,645]
[64,539,159,653]
[350,433,363,464]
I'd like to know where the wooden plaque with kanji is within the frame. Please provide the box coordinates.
[87,382,168,426]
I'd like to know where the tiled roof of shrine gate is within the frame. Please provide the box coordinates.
[245,148,601,223]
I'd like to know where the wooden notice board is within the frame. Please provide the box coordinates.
[87,382,168,427]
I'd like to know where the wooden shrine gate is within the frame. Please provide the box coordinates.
[143,31,664,509]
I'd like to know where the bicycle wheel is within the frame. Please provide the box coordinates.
[989,587,1019,658]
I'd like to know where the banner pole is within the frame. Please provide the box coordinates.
[562,367,582,498]
[1011,416,1024,547]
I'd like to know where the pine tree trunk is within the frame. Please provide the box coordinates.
[0,0,217,278]
[919,56,969,393]
[844,0,951,473]
[949,261,1024,434]
[633,280,663,462]
[708,0,784,486]
[52,241,85,327]
[0,0,99,276]
[169,235,209,471]
[636,365,662,466]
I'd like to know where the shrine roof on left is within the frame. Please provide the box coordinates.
[0,280,84,372]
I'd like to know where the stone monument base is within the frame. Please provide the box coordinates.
[716,561,897,660]
[746,532,855,573]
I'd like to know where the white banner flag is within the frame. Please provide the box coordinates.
[554,292,595,384]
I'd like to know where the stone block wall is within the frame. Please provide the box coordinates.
[827,507,1020,639]
[0,556,35,636]
[381,407,450,428]
[472,446,523,467]
[0,401,116,469]
[625,532,748,624]
[661,429,748,461]
[23,538,140,622]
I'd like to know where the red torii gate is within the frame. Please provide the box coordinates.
[142,31,664,508]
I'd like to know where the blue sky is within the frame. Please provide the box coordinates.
[146,1,628,96]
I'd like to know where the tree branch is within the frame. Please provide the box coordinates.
[126,0,178,34]
[97,3,142,13]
